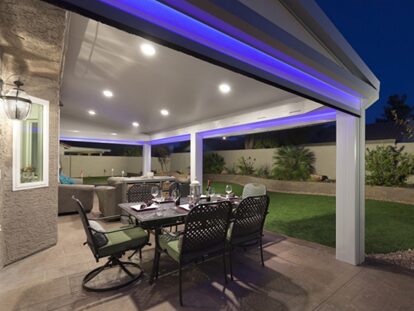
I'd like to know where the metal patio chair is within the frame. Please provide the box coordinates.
[73,196,149,291]
[154,200,232,306]
[227,195,270,280]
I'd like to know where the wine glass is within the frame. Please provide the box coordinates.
[151,186,159,203]
[172,189,180,207]
[172,189,179,201]
[210,187,216,200]
[225,184,232,198]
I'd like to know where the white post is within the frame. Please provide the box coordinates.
[190,132,203,189]
[336,111,365,265]
[142,143,151,176]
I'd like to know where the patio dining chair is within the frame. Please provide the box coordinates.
[241,183,267,199]
[127,183,159,203]
[227,195,269,280]
[167,181,190,198]
[73,196,150,291]
[154,200,233,306]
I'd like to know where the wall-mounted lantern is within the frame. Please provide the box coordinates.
[0,79,32,120]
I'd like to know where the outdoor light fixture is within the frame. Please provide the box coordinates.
[140,43,156,56]
[0,79,32,120]
[111,132,117,136]
[102,89,113,98]
[88,110,96,115]
[219,83,231,94]
[222,136,227,140]
[160,109,169,116]
[132,121,139,127]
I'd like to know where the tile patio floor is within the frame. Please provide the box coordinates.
[1,200,414,310]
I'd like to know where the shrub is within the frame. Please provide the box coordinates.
[272,145,315,181]
[204,153,225,174]
[366,145,414,186]
[226,164,237,175]
[237,156,256,175]
[256,165,270,178]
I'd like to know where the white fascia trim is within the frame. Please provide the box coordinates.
[149,98,324,141]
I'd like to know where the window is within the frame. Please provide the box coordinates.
[13,97,49,191]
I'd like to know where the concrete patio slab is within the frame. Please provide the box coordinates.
[1,210,414,311]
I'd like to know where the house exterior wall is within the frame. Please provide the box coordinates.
[0,0,67,267]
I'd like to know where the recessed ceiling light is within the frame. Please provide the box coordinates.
[219,83,231,94]
[111,133,117,136]
[102,89,113,98]
[88,110,96,115]
[132,122,140,127]
[140,43,156,56]
[160,109,169,116]
[69,130,80,133]
[222,136,227,140]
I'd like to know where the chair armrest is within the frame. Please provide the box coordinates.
[90,225,136,235]
[88,215,122,222]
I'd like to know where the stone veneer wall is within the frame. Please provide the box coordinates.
[0,0,67,267]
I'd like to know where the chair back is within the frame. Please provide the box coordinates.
[178,182,190,197]
[167,182,179,196]
[168,182,190,197]
[231,195,269,242]
[127,183,158,203]
[181,201,232,261]
[242,183,266,199]
[72,196,100,257]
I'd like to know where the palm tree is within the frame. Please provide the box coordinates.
[272,146,315,181]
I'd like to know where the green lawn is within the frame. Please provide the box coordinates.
[211,181,414,254]
[83,176,110,185]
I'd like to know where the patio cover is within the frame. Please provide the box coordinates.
[52,0,379,266]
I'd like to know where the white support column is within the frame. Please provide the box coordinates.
[336,111,365,265]
[142,143,151,176]
[190,132,203,189]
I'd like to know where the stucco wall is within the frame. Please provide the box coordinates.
[61,153,191,177]
[60,142,414,183]
[206,141,414,181]
[0,1,67,267]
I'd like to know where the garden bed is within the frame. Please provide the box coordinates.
[205,174,414,205]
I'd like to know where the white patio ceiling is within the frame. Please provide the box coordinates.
[60,13,334,143]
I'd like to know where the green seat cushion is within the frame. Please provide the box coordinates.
[159,233,182,262]
[98,226,149,257]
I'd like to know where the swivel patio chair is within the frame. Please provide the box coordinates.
[73,196,150,292]
[127,183,159,203]
[154,201,232,306]
[227,195,269,280]
[241,183,267,199]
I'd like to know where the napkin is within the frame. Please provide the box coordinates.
[131,204,157,211]
[179,204,191,211]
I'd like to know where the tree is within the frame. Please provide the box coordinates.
[153,145,171,173]
[378,94,413,122]
[122,146,142,157]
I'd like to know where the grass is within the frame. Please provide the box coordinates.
[211,181,414,254]
[83,176,110,185]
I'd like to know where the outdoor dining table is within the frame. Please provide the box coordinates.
[119,196,240,283]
